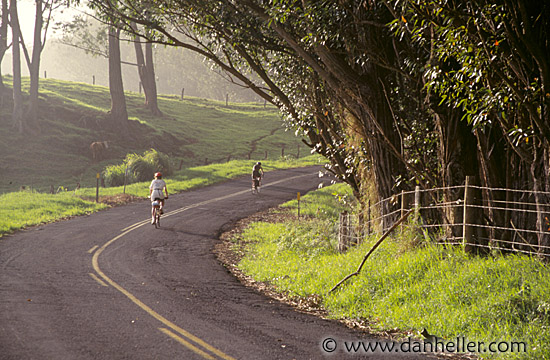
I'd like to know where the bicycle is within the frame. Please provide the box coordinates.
[251,176,262,194]
[149,196,167,228]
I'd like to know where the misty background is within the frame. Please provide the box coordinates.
[4,0,263,103]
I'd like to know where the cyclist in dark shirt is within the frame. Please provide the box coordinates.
[252,162,264,180]
[251,162,264,193]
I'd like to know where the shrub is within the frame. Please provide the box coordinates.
[103,163,134,187]
[127,154,156,182]
[103,149,172,187]
[143,149,171,176]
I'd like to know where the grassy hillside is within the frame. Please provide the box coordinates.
[0,77,305,193]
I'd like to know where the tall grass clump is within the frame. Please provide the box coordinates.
[103,149,172,186]
[234,183,550,359]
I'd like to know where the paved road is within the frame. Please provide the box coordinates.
[0,167,429,359]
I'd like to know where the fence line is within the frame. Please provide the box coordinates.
[338,179,550,258]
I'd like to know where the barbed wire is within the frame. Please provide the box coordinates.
[337,184,550,258]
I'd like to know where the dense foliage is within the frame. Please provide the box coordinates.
[90,0,549,253]
[103,149,172,186]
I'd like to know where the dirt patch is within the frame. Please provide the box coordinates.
[80,193,142,207]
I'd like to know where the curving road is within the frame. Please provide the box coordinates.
[0,167,429,359]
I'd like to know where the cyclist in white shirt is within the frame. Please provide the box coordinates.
[149,172,168,216]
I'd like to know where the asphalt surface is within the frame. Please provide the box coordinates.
[0,167,432,359]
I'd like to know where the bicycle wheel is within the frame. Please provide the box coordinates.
[155,209,161,228]
[252,179,259,194]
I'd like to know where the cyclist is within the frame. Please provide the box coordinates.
[251,162,264,191]
[149,172,168,222]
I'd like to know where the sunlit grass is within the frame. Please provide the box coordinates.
[0,156,323,238]
[77,156,322,198]
[235,183,550,360]
[0,191,107,236]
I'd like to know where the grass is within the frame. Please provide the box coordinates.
[0,77,306,193]
[0,191,107,236]
[233,183,550,359]
[0,155,323,238]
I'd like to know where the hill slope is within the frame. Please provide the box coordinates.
[0,78,304,193]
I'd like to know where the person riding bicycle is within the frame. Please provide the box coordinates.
[149,172,168,220]
[252,161,264,182]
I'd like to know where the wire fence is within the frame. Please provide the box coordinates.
[338,177,550,258]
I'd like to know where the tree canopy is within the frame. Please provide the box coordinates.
[89,0,549,251]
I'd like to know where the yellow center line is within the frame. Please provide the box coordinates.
[159,328,216,360]
[87,245,99,254]
[92,172,316,359]
[89,273,109,287]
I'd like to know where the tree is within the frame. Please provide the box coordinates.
[88,0,380,199]
[0,0,9,100]
[131,21,161,116]
[16,0,66,128]
[60,13,129,130]
[390,0,550,252]
[9,0,23,133]
[90,0,549,247]
[107,22,128,129]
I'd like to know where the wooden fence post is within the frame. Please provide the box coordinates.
[338,211,349,252]
[367,199,371,235]
[95,173,100,203]
[401,190,407,234]
[414,186,421,221]
[463,176,476,253]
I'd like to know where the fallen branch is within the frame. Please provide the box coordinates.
[329,209,413,293]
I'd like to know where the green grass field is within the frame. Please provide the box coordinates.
[0,77,306,193]
[0,156,322,238]
[233,183,550,360]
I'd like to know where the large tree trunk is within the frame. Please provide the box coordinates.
[108,25,128,131]
[10,0,23,133]
[0,0,9,101]
[131,22,162,116]
[26,0,43,125]
[144,40,162,115]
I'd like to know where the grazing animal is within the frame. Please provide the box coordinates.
[90,141,109,161]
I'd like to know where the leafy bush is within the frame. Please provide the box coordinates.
[127,154,156,182]
[143,149,171,175]
[103,163,134,187]
[103,149,172,186]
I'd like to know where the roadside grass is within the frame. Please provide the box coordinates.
[0,191,107,236]
[77,156,321,198]
[235,183,550,360]
[0,156,322,238]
